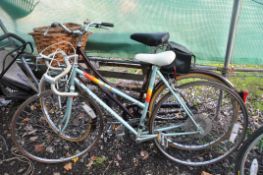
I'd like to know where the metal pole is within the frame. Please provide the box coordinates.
[224,0,243,76]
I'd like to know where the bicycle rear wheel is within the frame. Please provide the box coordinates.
[149,81,248,166]
[10,90,103,163]
[236,126,263,175]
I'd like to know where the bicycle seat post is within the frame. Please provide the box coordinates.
[154,43,168,53]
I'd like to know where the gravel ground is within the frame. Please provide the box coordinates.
[1,96,262,175]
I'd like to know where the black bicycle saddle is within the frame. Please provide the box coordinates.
[130,32,170,46]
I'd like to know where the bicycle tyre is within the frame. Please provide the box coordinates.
[10,90,103,163]
[149,81,248,166]
[235,126,263,175]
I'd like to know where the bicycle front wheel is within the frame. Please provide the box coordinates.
[236,126,263,175]
[10,90,103,163]
[149,81,248,166]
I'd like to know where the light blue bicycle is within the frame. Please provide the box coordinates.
[11,48,248,166]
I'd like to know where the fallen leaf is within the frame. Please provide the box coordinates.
[113,124,122,131]
[133,158,139,167]
[46,146,54,153]
[29,136,38,142]
[17,168,25,173]
[39,117,46,123]
[22,118,30,123]
[72,157,79,163]
[91,155,97,161]
[64,162,72,171]
[201,171,213,175]
[140,150,149,160]
[86,156,96,169]
[114,160,119,167]
[72,118,80,126]
[34,144,45,153]
[46,134,52,142]
[30,105,36,111]
[116,153,122,161]
[25,125,34,131]
[28,129,37,135]
[86,160,94,170]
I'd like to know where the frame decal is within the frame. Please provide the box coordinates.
[145,89,152,103]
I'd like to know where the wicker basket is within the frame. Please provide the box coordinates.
[30,23,88,63]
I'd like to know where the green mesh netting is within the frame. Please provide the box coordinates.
[0,0,39,18]
[0,0,262,65]
[232,0,263,64]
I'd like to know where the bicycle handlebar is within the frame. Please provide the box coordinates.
[47,20,114,36]
[41,52,79,96]
[50,84,78,97]
[42,51,74,84]
[51,22,72,33]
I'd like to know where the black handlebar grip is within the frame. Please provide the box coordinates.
[101,22,114,27]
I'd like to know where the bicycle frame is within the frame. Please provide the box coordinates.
[55,61,203,142]
[78,48,152,119]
